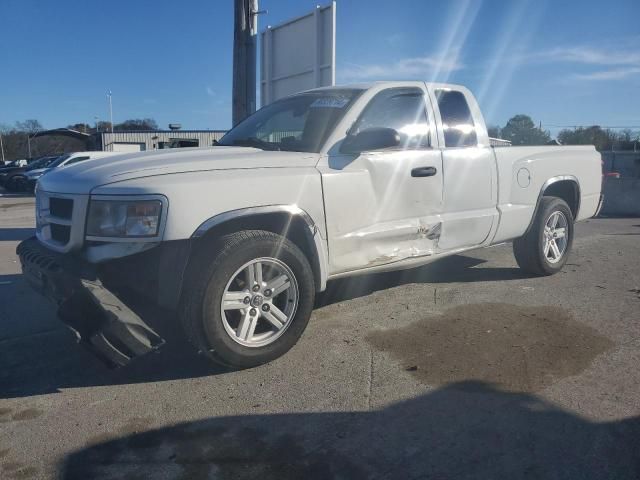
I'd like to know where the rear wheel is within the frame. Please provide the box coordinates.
[180,230,315,369]
[513,197,574,276]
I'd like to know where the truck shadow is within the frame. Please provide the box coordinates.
[0,253,531,399]
[58,381,640,480]
[0,227,35,241]
[317,253,533,307]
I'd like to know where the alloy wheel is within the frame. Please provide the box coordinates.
[220,257,299,347]
[543,211,568,264]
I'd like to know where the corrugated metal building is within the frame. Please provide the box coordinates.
[90,130,227,153]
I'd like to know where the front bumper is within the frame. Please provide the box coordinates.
[17,237,165,367]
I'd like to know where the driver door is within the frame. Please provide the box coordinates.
[320,87,444,275]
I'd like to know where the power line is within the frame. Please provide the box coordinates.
[544,124,640,129]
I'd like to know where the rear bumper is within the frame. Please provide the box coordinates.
[16,237,165,367]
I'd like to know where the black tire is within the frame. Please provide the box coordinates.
[180,230,315,369]
[6,176,24,192]
[513,196,574,276]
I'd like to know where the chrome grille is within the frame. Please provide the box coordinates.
[35,190,89,253]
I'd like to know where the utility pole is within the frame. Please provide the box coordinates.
[232,0,259,126]
[0,131,5,164]
[107,90,114,132]
[27,130,40,158]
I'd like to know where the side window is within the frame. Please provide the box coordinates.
[352,88,430,149]
[64,156,89,166]
[435,89,477,148]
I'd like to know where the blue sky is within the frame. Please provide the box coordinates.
[1,0,639,136]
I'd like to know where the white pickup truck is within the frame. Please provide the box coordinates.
[18,82,602,369]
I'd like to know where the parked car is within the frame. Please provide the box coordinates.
[0,156,56,191]
[18,81,603,369]
[24,151,119,192]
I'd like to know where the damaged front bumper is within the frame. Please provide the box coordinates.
[16,237,165,367]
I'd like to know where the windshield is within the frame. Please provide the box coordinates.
[218,89,363,153]
[26,156,60,171]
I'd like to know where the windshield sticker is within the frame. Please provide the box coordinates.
[311,97,350,108]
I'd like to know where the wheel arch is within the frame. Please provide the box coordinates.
[190,206,328,292]
[524,176,580,235]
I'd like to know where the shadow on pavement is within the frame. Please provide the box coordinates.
[0,253,532,399]
[317,253,532,307]
[59,381,640,480]
[0,227,35,241]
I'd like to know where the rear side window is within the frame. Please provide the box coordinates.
[352,88,430,149]
[435,89,477,148]
[64,156,90,166]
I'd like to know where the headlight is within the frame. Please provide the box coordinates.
[86,199,163,238]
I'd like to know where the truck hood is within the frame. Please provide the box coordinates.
[38,146,320,194]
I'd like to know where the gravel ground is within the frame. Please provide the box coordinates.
[0,191,638,479]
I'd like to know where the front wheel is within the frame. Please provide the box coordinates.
[6,176,25,192]
[513,196,574,276]
[180,230,315,369]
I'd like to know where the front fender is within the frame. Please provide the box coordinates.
[192,205,329,292]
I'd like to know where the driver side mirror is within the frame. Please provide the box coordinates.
[340,127,401,154]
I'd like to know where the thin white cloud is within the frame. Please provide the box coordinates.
[340,54,464,82]
[338,0,478,84]
[523,41,640,81]
[206,86,216,97]
[541,46,640,67]
[571,67,640,81]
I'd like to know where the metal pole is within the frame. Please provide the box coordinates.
[27,133,31,158]
[232,0,258,126]
[108,90,114,132]
[0,132,5,163]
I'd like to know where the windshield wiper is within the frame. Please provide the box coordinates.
[231,137,280,151]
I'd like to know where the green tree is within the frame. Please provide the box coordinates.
[557,126,617,151]
[15,119,43,135]
[114,118,158,131]
[487,125,501,138]
[501,115,551,146]
[66,123,91,133]
[96,121,112,132]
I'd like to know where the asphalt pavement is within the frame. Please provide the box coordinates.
[0,191,639,479]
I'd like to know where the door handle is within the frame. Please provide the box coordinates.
[411,166,437,177]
